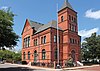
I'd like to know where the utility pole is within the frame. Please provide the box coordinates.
[56,3,61,69]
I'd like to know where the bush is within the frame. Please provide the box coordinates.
[67,58,74,67]
[22,61,27,65]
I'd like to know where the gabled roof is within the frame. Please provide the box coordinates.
[21,19,43,35]
[59,0,73,11]
[28,19,44,30]
[21,19,62,35]
[35,20,62,34]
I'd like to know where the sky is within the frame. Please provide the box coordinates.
[0,0,100,51]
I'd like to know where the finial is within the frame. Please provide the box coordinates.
[65,0,68,3]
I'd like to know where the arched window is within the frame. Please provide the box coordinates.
[54,48,57,60]
[61,16,64,22]
[23,52,25,60]
[34,50,37,62]
[28,51,30,60]
[42,49,46,60]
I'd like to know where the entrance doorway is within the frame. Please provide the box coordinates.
[71,50,75,62]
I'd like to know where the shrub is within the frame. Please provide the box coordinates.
[22,61,27,65]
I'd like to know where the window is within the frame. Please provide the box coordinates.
[78,41,80,45]
[34,50,37,62]
[41,36,46,44]
[74,18,76,23]
[34,39,38,46]
[70,38,78,44]
[23,36,30,48]
[23,52,25,60]
[34,39,35,46]
[61,16,64,22]
[69,24,71,30]
[26,38,28,47]
[59,36,60,43]
[42,49,46,60]
[72,16,73,21]
[28,37,30,47]
[75,39,77,44]
[72,39,74,44]
[69,15,71,20]
[24,39,26,47]
[44,36,46,44]
[71,25,74,31]
[41,37,43,44]
[28,51,30,60]
[70,38,72,43]
[54,48,57,60]
[36,39,37,46]
[54,35,57,42]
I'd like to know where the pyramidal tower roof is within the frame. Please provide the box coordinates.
[59,0,73,11]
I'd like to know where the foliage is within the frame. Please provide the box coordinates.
[0,8,19,49]
[22,61,27,65]
[67,57,74,67]
[0,49,21,62]
[81,33,100,61]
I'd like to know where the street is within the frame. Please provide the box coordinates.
[0,63,100,71]
[0,63,47,71]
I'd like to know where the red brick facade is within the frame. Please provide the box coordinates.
[21,0,81,67]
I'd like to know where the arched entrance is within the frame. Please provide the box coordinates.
[71,50,76,62]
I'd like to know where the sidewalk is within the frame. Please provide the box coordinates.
[9,63,100,71]
[63,65,100,70]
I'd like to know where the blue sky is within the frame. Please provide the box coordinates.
[0,0,100,51]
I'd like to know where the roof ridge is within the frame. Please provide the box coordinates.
[27,19,44,25]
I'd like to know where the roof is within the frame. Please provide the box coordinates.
[21,19,62,35]
[21,19,43,35]
[28,19,44,30]
[59,0,73,11]
[35,20,62,34]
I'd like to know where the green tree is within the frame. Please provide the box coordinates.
[0,49,21,63]
[81,33,100,61]
[0,8,19,49]
[13,50,21,61]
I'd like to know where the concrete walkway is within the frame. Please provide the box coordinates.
[63,65,100,70]
[7,63,100,71]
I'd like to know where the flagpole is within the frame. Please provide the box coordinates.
[57,3,60,68]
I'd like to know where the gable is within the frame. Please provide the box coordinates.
[21,19,32,35]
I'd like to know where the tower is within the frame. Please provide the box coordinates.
[58,0,81,66]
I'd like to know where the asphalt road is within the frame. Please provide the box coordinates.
[0,63,47,71]
[0,63,100,71]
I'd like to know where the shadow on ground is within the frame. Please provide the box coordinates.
[0,67,44,71]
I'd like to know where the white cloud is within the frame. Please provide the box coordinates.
[0,6,8,10]
[85,9,100,19]
[78,28,99,38]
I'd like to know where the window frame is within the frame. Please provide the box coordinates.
[42,49,46,60]
[61,16,64,22]
[28,51,30,60]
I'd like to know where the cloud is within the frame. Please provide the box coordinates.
[0,6,8,10]
[85,9,100,19]
[78,28,99,38]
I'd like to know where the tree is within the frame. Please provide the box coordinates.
[0,8,19,49]
[0,49,21,63]
[13,50,21,61]
[81,33,100,61]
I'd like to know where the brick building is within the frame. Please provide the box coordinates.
[21,0,81,67]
